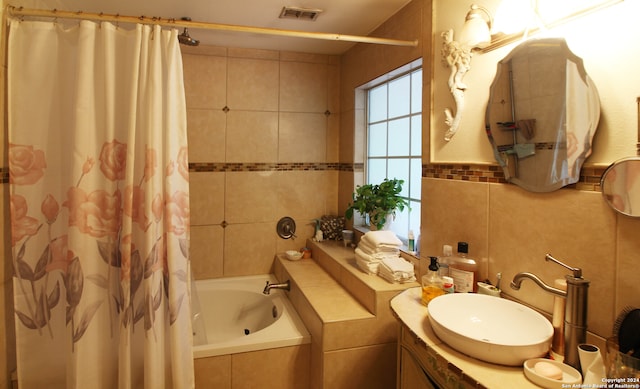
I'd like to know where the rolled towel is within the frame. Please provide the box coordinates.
[362,230,403,248]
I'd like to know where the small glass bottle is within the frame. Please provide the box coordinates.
[438,244,452,277]
[421,257,444,306]
[408,230,415,253]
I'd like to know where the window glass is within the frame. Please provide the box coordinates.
[388,118,410,156]
[368,85,387,123]
[366,67,422,241]
[368,123,387,157]
[388,75,410,119]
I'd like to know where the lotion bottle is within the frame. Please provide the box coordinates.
[448,242,479,293]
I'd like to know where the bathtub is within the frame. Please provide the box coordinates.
[192,274,311,359]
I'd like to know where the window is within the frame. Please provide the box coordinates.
[366,67,422,240]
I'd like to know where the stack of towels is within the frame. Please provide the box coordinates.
[354,230,415,283]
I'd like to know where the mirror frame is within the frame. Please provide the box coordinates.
[601,156,640,217]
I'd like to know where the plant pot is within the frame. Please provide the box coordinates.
[368,212,393,230]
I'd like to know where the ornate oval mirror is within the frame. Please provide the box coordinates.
[485,38,601,192]
[601,157,640,217]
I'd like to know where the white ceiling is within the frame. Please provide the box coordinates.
[8,0,413,54]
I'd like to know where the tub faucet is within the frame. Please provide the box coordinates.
[263,280,291,295]
[510,254,589,371]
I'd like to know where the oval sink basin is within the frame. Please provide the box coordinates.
[428,293,553,366]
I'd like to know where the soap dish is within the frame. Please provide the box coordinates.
[285,250,303,261]
[523,358,582,389]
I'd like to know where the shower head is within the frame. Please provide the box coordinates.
[178,17,200,46]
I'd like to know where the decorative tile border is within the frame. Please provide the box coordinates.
[0,162,602,190]
[188,162,354,172]
[425,163,605,192]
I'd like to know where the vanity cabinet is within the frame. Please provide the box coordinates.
[398,325,466,389]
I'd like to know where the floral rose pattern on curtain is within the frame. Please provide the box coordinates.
[11,141,190,344]
[8,20,194,388]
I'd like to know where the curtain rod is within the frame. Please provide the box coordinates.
[7,6,419,48]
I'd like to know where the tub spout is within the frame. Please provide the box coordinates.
[263,280,290,295]
[509,254,589,371]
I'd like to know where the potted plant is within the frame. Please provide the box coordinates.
[345,178,409,230]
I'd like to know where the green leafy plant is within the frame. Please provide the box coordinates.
[345,178,409,230]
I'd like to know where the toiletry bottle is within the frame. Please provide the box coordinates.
[438,244,452,277]
[408,230,415,253]
[421,257,444,306]
[442,276,454,294]
[448,242,479,293]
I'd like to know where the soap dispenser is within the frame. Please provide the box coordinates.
[421,257,444,306]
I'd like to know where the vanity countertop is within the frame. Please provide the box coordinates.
[391,287,541,389]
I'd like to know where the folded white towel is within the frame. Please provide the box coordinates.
[378,266,415,283]
[378,256,415,284]
[362,230,403,247]
[381,256,413,273]
[358,239,400,255]
[357,248,401,263]
[355,256,379,275]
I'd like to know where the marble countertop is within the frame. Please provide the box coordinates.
[391,287,541,388]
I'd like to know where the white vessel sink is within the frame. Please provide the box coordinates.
[427,293,553,366]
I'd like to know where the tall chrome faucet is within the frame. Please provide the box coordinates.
[510,254,590,370]
[262,280,291,295]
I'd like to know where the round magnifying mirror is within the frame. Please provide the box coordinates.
[601,157,640,217]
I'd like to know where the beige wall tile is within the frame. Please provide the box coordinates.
[280,51,329,64]
[422,179,489,269]
[190,225,224,280]
[182,54,227,110]
[194,355,231,389]
[323,343,397,389]
[279,112,327,163]
[326,113,340,163]
[226,111,278,163]
[489,184,617,337]
[232,345,310,389]
[187,109,226,163]
[327,64,340,115]
[227,57,279,111]
[616,216,640,313]
[189,172,225,226]
[277,171,331,221]
[228,47,279,60]
[223,222,277,276]
[225,171,279,223]
[280,62,328,113]
[339,109,354,164]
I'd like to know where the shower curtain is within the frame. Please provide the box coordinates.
[8,19,194,388]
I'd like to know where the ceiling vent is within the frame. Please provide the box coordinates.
[279,6,323,21]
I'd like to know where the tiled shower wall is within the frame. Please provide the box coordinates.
[181,46,341,280]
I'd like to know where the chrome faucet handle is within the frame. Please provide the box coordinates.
[545,254,582,278]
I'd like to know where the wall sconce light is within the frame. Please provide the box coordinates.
[441,4,492,141]
[459,4,493,48]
